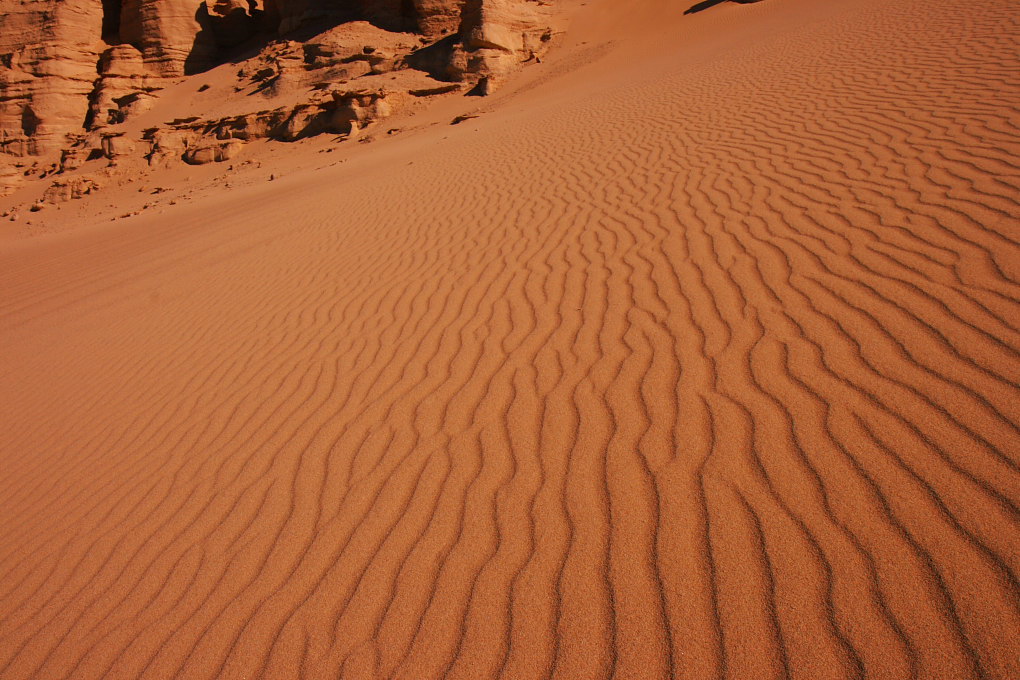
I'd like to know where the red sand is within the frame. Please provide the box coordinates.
[1,0,1018,677]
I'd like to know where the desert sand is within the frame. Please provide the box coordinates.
[1,0,1019,678]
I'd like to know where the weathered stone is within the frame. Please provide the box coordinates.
[119,0,218,76]
[88,45,164,129]
[60,147,92,172]
[183,139,245,164]
[0,0,103,156]
[450,0,553,89]
[102,133,136,158]
[0,163,25,196]
[1,0,559,163]
[43,175,101,203]
[411,0,465,37]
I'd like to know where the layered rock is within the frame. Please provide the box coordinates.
[1,0,558,183]
[119,0,218,75]
[0,0,104,157]
[451,0,551,87]
[412,0,465,36]
[0,0,263,167]
[87,45,163,129]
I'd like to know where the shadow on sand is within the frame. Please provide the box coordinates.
[684,0,762,16]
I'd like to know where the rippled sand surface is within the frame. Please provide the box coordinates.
[1,0,1018,677]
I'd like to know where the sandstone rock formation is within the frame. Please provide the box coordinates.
[118,0,266,74]
[411,0,465,36]
[450,0,552,87]
[0,0,558,190]
[182,139,244,164]
[0,0,103,157]
[88,45,163,129]
[119,0,215,75]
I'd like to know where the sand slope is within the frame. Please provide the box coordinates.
[1,0,1019,678]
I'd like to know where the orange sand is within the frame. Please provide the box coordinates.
[1,0,1019,678]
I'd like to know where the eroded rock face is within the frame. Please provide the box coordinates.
[0,0,103,156]
[0,0,558,179]
[88,45,163,129]
[451,0,551,88]
[412,0,465,37]
[119,0,219,76]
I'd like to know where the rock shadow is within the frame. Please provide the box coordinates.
[684,0,762,15]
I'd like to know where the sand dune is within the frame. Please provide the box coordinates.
[1,0,1019,678]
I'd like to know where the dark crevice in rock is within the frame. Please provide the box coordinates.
[83,76,103,130]
[20,107,40,137]
[101,0,123,43]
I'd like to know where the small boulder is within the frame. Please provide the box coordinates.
[183,140,244,165]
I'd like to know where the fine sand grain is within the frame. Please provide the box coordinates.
[1,0,1018,678]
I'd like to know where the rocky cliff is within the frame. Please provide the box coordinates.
[0,0,556,189]
[0,0,104,156]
